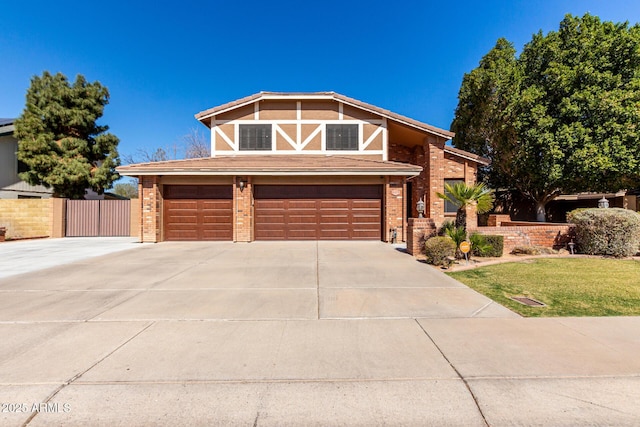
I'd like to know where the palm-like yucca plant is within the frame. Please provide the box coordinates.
[440,220,468,259]
[437,182,495,230]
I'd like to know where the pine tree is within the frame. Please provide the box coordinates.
[14,71,121,199]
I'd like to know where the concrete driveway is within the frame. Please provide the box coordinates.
[1,240,639,426]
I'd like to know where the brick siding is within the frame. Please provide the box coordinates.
[234,176,252,242]
[472,224,575,254]
[406,218,437,258]
[140,176,161,242]
[385,177,405,242]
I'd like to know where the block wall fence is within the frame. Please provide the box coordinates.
[406,214,575,258]
[0,199,139,240]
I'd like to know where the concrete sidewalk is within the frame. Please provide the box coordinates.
[0,241,638,426]
[0,237,139,279]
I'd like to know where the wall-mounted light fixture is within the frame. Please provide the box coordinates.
[238,179,247,192]
[416,197,425,218]
[598,196,609,208]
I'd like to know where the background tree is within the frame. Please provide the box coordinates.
[111,182,138,199]
[451,38,519,185]
[122,128,210,164]
[15,72,120,199]
[452,14,640,221]
[183,128,210,159]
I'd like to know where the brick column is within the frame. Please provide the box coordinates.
[406,218,437,257]
[410,145,427,219]
[487,214,512,227]
[50,198,66,238]
[234,176,253,242]
[141,176,161,242]
[385,177,405,242]
[425,136,445,227]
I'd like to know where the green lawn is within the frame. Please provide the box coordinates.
[447,258,640,317]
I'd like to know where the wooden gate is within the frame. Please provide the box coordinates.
[66,200,131,237]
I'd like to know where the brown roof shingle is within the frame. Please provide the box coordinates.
[117,155,422,177]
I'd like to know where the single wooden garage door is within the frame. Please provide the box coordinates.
[163,185,233,241]
[254,185,382,240]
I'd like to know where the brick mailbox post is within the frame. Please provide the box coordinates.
[406,218,437,257]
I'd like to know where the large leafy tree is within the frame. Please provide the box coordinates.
[452,14,640,221]
[15,72,120,199]
[451,37,519,185]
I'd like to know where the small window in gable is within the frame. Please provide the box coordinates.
[239,124,272,150]
[326,124,358,150]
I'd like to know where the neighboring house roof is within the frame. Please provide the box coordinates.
[0,118,15,136]
[117,155,422,177]
[554,190,630,201]
[195,91,455,140]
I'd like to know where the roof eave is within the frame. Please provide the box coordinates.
[444,147,491,166]
[117,169,421,177]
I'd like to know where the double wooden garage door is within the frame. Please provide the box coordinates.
[163,184,382,241]
[254,185,382,240]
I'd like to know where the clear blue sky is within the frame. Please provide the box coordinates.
[2,0,640,162]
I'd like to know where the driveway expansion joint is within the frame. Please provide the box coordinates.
[415,319,490,427]
[20,321,155,427]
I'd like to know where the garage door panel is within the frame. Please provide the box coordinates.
[288,200,318,209]
[254,185,381,240]
[202,200,232,209]
[256,200,286,209]
[163,186,232,241]
[287,229,322,239]
[288,215,318,224]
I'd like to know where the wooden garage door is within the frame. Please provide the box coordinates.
[163,185,233,241]
[254,185,382,240]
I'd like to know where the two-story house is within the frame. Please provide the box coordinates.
[117,92,488,242]
[0,119,54,199]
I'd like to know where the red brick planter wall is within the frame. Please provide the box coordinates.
[471,224,575,254]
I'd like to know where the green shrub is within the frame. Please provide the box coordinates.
[483,235,504,257]
[424,236,456,266]
[469,233,491,256]
[470,233,504,257]
[438,220,455,236]
[440,221,467,258]
[567,208,640,257]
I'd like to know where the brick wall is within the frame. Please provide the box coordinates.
[234,176,252,242]
[0,199,53,238]
[472,224,575,254]
[140,176,161,242]
[487,214,511,227]
[426,136,446,226]
[385,177,405,242]
[406,218,437,258]
[388,138,481,233]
